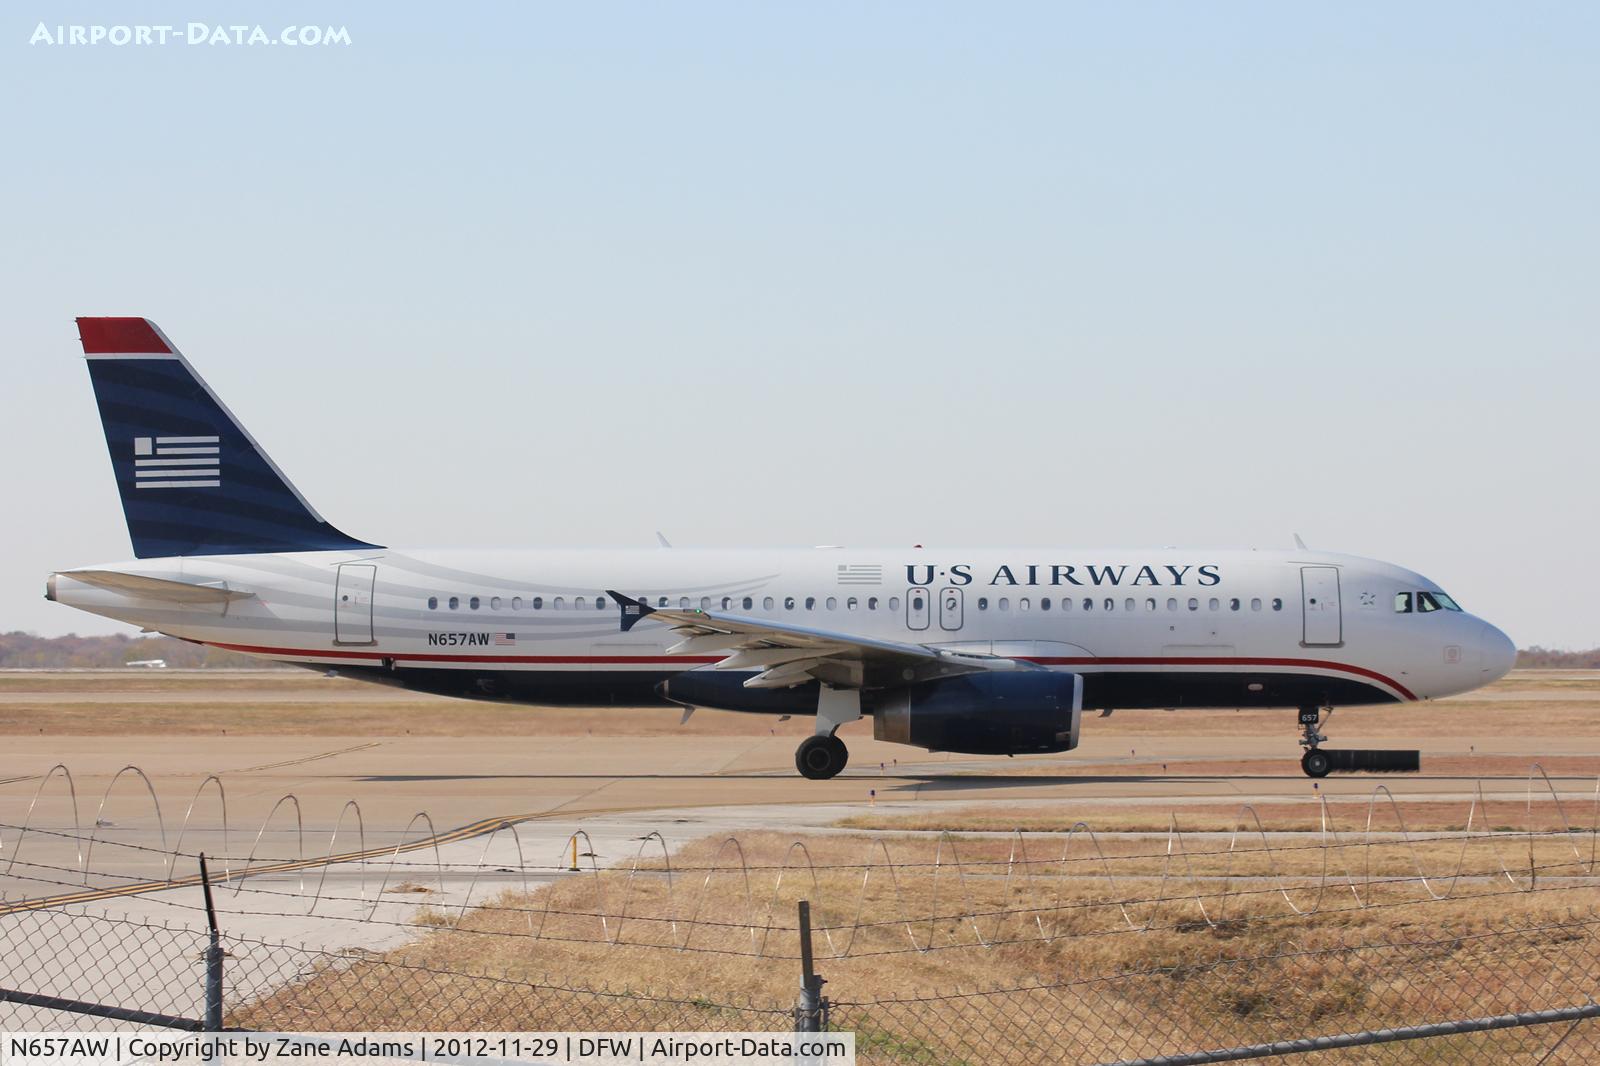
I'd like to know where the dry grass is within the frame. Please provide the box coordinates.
[838,796,1600,834]
[233,823,1600,1047]
[1,670,1597,745]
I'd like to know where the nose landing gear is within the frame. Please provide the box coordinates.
[1299,706,1332,778]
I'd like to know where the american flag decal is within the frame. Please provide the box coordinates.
[133,435,220,490]
[495,633,517,646]
[836,564,882,586]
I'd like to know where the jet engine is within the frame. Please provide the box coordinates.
[871,672,1082,756]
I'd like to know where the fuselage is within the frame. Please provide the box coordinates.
[48,545,1516,714]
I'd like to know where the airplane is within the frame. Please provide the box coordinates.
[46,317,1517,779]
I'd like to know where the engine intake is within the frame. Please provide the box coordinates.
[872,672,1082,755]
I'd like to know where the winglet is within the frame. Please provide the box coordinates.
[608,590,656,632]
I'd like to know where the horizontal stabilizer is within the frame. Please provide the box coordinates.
[60,570,254,604]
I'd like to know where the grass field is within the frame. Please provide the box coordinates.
[2,669,1597,741]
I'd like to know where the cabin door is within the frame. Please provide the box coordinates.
[335,564,377,645]
[1300,566,1342,646]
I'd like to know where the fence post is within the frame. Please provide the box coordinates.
[794,900,828,1033]
[199,853,223,1032]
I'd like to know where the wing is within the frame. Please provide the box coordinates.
[606,590,1034,690]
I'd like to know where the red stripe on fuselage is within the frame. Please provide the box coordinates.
[1025,656,1417,701]
[204,642,1417,700]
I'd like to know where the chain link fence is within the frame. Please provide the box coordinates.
[5,903,1600,1063]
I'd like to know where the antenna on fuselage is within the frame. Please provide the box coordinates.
[656,531,673,548]
[1293,533,1309,550]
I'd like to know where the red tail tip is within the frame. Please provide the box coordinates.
[76,317,171,355]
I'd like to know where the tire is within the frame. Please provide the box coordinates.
[796,735,849,780]
[1301,748,1332,778]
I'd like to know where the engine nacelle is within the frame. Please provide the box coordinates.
[872,671,1082,756]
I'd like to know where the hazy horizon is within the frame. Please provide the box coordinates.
[3,4,1595,648]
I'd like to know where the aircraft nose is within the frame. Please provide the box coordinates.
[1479,621,1516,682]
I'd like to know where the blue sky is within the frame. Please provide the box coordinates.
[2,3,1595,647]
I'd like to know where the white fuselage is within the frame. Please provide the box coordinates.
[48,546,1515,712]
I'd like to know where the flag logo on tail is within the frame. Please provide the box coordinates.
[133,435,220,490]
[494,633,517,646]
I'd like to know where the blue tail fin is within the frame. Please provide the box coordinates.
[77,317,379,559]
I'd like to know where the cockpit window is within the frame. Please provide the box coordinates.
[1394,592,1412,613]
[1416,590,1462,613]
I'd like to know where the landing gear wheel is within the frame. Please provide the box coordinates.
[796,734,849,780]
[1301,748,1332,778]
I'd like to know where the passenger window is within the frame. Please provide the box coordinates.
[512,597,522,610]
[658,597,669,608]
[1187,598,1198,611]
[1209,598,1219,611]
[427,596,438,610]
[1229,598,1240,611]
[1146,598,1157,612]
[998,597,1010,611]
[1167,598,1178,611]
[1083,598,1094,611]
[763,596,775,610]
[806,597,816,610]
[1040,597,1052,611]
[847,597,859,610]
[978,597,989,610]
[1103,598,1114,611]
[826,597,838,610]
[490,596,502,610]
[1124,598,1135,612]
[681,597,692,609]
[722,597,732,610]
[742,597,754,610]
[784,596,796,610]
[532,596,543,610]
[888,597,900,611]
[868,597,878,610]
[1395,592,1413,613]
[596,597,607,610]
[1062,597,1073,611]
[1271,598,1283,611]
[469,596,481,610]
[1250,598,1261,611]
[700,597,711,610]
[1019,598,1030,611]
[552,596,564,610]
[448,596,459,610]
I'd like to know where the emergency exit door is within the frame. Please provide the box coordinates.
[906,587,930,631]
[335,564,377,645]
[1300,566,1342,646]
[939,586,964,631]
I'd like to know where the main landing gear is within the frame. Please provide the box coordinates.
[1298,706,1332,778]
[794,685,862,780]
[796,735,849,780]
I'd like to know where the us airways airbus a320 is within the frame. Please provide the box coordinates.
[47,318,1516,779]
